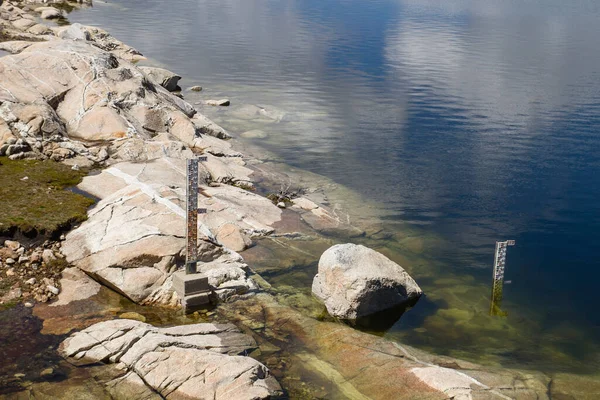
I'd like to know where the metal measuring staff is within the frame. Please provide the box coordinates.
[489,239,515,316]
[185,156,208,274]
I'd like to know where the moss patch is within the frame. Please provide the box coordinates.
[0,157,95,237]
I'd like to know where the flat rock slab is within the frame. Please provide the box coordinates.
[60,319,282,399]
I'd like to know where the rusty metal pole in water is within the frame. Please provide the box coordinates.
[489,240,515,316]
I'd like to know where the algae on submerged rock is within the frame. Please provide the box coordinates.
[0,157,94,237]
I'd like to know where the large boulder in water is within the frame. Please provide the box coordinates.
[312,243,422,320]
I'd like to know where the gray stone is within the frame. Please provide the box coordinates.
[42,249,56,264]
[4,240,21,251]
[47,285,60,295]
[312,244,423,320]
[40,8,62,20]
[139,66,181,92]
[12,18,36,30]
[189,85,203,92]
[206,98,231,106]
[58,23,91,41]
[27,23,52,35]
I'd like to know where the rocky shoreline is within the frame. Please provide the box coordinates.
[0,1,596,399]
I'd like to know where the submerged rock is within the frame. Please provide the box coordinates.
[60,319,283,399]
[312,243,422,320]
[221,293,552,400]
[240,129,268,139]
[206,99,231,107]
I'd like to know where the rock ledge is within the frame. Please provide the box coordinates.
[60,319,282,399]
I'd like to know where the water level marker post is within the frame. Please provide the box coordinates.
[185,156,208,274]
[185,157,199,274]
[174,156,211,311]
[489,239,515,316]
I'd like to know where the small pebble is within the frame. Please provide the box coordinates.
[26,278,37,285]
[205,98,230,106]
[24,302,34,308]
[4,240,21,250]
[190,85,203,92]
[47,285,60,295]
[5,258,15,265]
[277,202,286,208]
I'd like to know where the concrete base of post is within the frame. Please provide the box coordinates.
[173,270,211,312]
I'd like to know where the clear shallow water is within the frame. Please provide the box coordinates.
[71,0,600,373]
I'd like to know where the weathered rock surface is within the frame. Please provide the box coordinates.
[61,157,281,305]
[221,293,552,400]
[216,223,253,252]
[60,319,282,399]
[312,243,422,319]
[0,35,231,163]
[139,66,182,92]
[52,267,101,307]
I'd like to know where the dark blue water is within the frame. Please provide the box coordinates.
[71,0,600,373]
